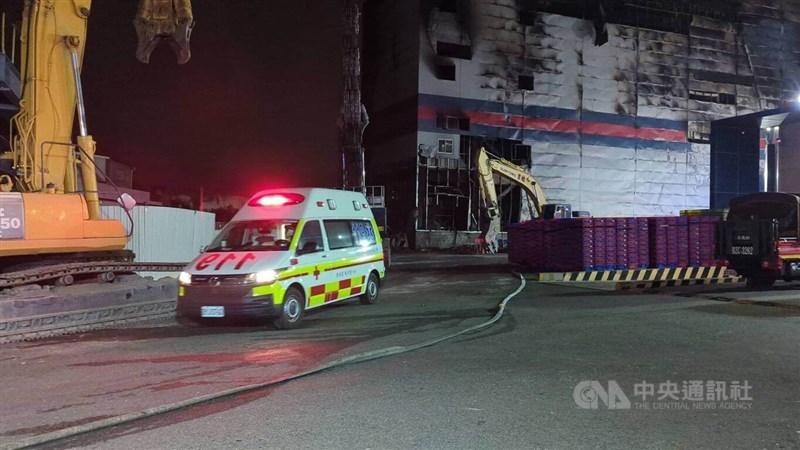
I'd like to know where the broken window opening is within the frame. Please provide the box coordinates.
[436,41,472,60]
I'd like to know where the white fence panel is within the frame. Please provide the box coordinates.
[101,206,216,264]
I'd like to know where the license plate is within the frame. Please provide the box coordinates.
[201,306,225,318]
[731,246,754,256]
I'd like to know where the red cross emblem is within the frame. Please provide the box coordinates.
[313,266,320,280]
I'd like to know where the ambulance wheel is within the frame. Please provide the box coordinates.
[360,272,380,305]
[273,287,304,330]
[176,315,202,328]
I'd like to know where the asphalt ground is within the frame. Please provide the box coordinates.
[0,253,798,449]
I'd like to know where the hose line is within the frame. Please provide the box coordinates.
[1,272,526,450]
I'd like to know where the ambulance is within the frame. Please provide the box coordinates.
[176,188,386,329]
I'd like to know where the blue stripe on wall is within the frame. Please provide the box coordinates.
[418,93,687,132]
[418,119,692,152]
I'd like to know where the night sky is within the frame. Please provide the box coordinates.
[81,0,343,197]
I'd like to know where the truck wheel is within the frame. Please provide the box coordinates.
[746,275,776,288]
[273,287,304,330]
[360,272,380,305]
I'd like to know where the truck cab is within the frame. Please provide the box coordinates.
[717,192,800,287]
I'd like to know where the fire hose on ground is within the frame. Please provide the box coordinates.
[0,272,527,450]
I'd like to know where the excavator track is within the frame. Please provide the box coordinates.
[0,306,176,344]
[0,261,186,289]
[1,262,184,344]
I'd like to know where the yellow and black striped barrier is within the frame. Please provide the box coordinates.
[616,276,742,291]
[534,266,728,283]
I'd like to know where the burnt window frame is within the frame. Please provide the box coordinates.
[518,75,534,90]
[436,41,472,60]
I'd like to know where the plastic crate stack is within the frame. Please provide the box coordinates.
[581,218,598,270]
[592,219,607,270]
[647,217,670,267]
[544,219,596,271]
[509,215,717,272]
[689,216,720,266]
[615,218,629,270]
[625,218,650,269]
[508,221,543,269]
[673,216,690,267]
[592,218,618,270]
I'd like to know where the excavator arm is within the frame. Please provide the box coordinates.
[8,0,194,201]
[0,0,193,260]
[476,147,547,254]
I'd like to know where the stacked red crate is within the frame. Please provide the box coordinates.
[648,217,670,268]
[544,219,596,271]
[689,216,720,266]
[510,215,717,272]
[674,216,690,267]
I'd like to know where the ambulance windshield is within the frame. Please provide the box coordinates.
[206,220,299,252]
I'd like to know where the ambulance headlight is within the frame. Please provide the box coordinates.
[178,271,192,285]
[250,269,279,284]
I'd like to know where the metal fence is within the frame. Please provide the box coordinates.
[101,205,216,263]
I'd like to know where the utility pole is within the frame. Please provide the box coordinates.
[338,0,368,193]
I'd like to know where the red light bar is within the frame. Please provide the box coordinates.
[248,193,305,207]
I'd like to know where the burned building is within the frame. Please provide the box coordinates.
[362,0,800,245]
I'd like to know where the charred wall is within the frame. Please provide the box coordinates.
[416,0,800,217]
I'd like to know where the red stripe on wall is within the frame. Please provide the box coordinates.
[419,106,687,143]
[635,127,687,142]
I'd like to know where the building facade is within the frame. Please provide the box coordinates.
[363,0,800,234]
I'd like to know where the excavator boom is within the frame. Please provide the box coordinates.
[0,0,193,263]
[476,147,548,254]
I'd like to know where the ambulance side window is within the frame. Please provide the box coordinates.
[296,220,324,254]
[323,220,355,250]
[351,220,377,245]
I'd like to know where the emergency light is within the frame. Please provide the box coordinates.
[248,193,305,207]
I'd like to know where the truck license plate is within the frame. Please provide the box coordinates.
[731,246,754,256]
[201,306,224,318]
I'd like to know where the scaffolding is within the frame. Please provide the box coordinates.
[417,136,532,233]
[338,0,369,192]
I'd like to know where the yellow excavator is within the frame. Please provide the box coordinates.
[476,147,551,254]
[0,0,193,270]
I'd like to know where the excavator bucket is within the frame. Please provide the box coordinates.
[133,0,194,64]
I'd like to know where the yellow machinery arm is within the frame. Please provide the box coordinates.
[476,147,547,254]
[10,0,95,202]
[0,0,193,261]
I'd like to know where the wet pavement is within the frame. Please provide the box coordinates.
[1,254,798,449]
